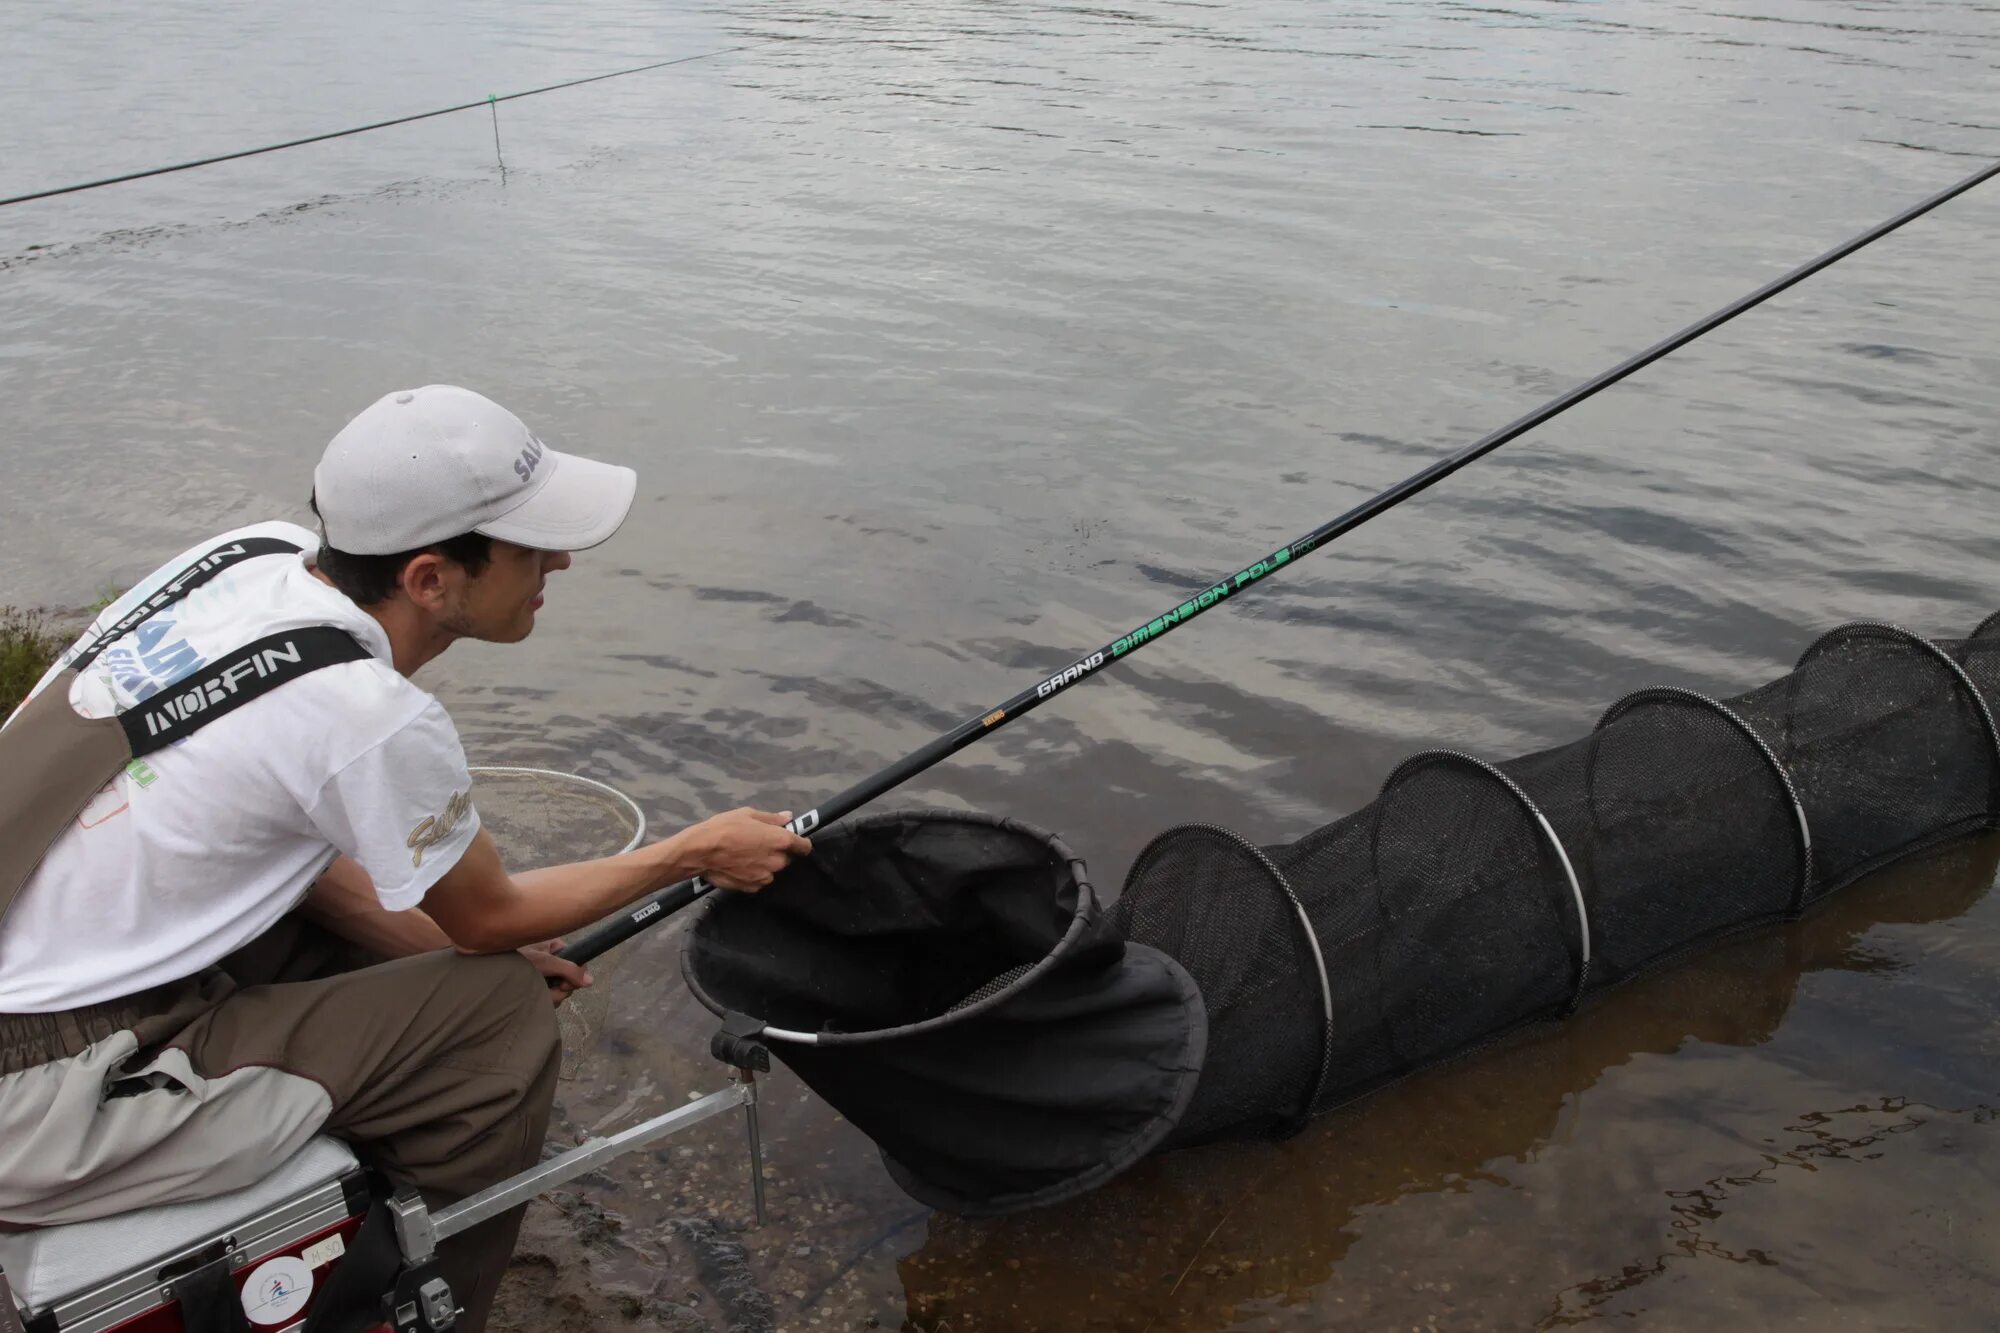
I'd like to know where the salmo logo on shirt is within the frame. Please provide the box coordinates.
[408,789,474,868]
[139,640,309,738]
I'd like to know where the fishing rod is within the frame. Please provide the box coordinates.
[0,48,742,210]
[562,155,2000,967]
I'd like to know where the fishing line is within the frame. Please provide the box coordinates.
[562,155,2000,967]
[0,47,743,210]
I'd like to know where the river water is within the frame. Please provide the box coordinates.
[4,1,1997,1328]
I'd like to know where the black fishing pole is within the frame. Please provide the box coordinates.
[562,155,2000,966]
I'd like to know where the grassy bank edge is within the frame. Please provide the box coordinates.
[1,608,66,717]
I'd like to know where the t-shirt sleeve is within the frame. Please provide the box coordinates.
[306,700,482,911]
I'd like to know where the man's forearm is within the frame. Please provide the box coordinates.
[303,856,455,957]
[420,809,806,954]
[509,838,689,912]
[305,900,456,958]
[425,826,706,953]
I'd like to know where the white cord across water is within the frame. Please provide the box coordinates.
[466,766,648,855]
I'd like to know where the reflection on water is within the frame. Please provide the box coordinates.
[4,0,1998,1328]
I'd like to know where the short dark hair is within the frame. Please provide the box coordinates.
[308,495,493,607]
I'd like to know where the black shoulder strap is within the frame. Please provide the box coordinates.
[68,537,306,673]
[122,627,372,757]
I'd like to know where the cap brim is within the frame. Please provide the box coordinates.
[475,449,637,552]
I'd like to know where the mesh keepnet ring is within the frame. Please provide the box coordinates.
[466,766,648,855]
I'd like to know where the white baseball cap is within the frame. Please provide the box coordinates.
[313,385,638,555]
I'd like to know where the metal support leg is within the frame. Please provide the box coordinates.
[736,1066,768,1226]
[431,1086,751,1240]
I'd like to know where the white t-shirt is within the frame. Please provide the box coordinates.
[0,521,482,1012]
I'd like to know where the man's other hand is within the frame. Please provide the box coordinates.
[692,807,814,892]
[521,938,593,1005]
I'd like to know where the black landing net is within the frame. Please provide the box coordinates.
[683,810,1205,1215]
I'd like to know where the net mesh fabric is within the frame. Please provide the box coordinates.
[1359,755,1579,1082]
[1500,690,1804,988]
[1110,826,1322,1147]
[947,963,1035,1012]
[1303,755,1578,1107]
[1728,624,1997,899]
[1111,615,2000,1145]
[1950,613,2000,757]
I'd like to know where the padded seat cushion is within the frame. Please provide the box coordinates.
[2,1136,359,1312]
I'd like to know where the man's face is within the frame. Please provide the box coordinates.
[441,541,572,643]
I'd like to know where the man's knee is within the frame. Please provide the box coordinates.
[460,951,561,1070]
[465,955,561,1165]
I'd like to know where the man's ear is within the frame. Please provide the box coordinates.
[400,551,453,612]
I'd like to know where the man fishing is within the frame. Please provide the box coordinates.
[0,384,811,1332]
